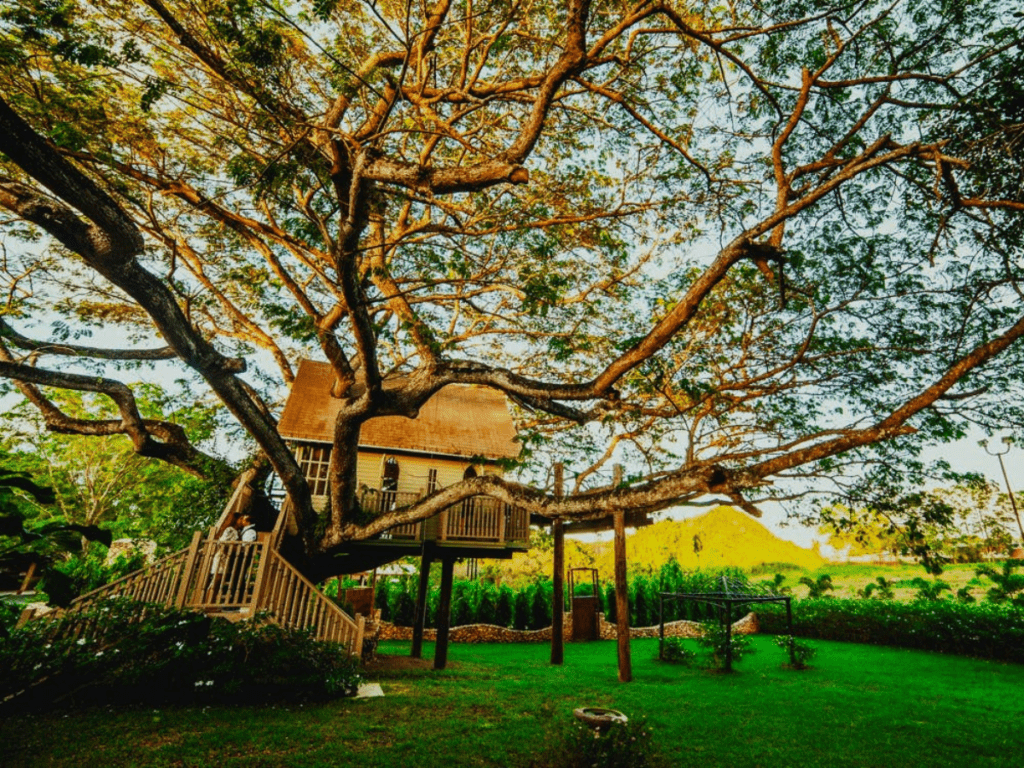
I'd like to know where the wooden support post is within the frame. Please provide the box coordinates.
[612,463,631,682]
[411,550,433,659]
[613,508,632,682]
[175,531,204,609]
[17,561,37,595]
[433,556,456,670]
[551,462,564,665]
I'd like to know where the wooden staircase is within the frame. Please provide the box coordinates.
[30,484,365,655]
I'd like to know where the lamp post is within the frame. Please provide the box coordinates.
[979,438,1024,545]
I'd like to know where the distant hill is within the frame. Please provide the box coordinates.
[496,505,823,583]
[590,505,824,574]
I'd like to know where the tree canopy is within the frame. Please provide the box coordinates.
[0,0,1022,560]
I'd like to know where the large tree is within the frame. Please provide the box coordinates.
[0,0,1022,561]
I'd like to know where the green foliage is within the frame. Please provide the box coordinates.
[857,577,896,600]
[526,717,668,768]
[514,588,531,630]
[451,581,475,627]
[630,575,652,627]
[495,585,515,628]
[0,599,22,637]
[1,599,362,709]
[910,578,952,601]
[477,584,498,626]
[658,637,696,666]
[391,584,416,627]
[975,559,1024,606]
[799,574,835,598]
[758,598,1024,663]
[529,581,551,630]
[773,635,817,670]
[0,392,230,554]
[603,583,617,624]
[697,620,754,670]
[41,551,147,606]
[955,586,976,604]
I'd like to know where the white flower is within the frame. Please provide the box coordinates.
[76,638,86,645]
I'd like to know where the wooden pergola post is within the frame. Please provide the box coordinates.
[551,462,564,665]
[433,556,456,670]
[411,549,434,659]
[612,464,632,682]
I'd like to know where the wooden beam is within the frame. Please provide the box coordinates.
[433,556,456,670]
[612,464,632,682]
[551,462,564,665]
[411,549,433,658]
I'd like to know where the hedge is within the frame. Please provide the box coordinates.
[757,598,1024,663]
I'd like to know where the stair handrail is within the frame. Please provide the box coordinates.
[255,548,365,654]
[67,542,194,613]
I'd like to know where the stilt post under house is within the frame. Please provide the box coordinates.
[412,549,433,659]
[434,556,455,670]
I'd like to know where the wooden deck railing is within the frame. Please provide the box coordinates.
[442,497,530,543]
[358,489,530,545]
[255,549,365,648]
[41,517,364,655]
[65,542,196,615]
[359,489,423,540]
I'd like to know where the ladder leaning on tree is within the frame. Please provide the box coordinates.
[18,476,366,656]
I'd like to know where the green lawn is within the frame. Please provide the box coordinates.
[3,636,1023,767]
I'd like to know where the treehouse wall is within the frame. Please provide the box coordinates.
[291,441,501,512]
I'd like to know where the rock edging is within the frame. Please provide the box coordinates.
[376,612,758,644]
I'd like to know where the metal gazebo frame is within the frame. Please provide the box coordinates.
[658,574,794,671]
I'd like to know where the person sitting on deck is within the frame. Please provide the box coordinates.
[207,515,240,599]
[238,514,257,543]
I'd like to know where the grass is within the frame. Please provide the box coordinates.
[3,636,1024,767]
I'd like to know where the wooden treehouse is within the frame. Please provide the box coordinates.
[277,359,530,667]
[25,360,530,665]
[278,359,529,571]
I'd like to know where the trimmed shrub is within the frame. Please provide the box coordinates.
[757,598,1024,663]
[451,581,475,627]
[1,599,362,710]
[513,589,531,630]
[390,585,416,627]
[495,585,515,628]
[477,584,498,626]
[375,580,391,621]
[530,581,551,630]
[604,584,617,623]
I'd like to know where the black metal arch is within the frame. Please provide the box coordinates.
[658,575,794,671]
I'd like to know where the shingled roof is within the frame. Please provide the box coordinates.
[277,359,520,460]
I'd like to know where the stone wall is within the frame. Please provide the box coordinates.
[375,611,758,644]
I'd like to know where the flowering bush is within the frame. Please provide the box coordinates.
[697,619,753,670]
[757,598,1024,663]
[773,635,817,669]
[658,637,696,666]
[0,598,362,710]
[526,716,668,768]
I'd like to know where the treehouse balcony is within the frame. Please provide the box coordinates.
[360,489,530,550]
